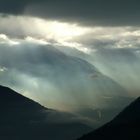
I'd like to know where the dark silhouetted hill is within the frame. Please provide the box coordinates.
[78,97,140,140]
[0,85,92,140]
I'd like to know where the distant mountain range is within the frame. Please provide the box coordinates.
[78,97,140,140]
[0,85,92,140]
[0,44,132,111]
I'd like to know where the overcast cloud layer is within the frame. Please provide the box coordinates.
[0,0,140,26]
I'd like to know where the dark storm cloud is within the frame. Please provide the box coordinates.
[0,0,140,26]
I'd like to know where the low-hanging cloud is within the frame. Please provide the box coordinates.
[0,35,132,112]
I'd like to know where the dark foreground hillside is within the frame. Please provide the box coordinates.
[0,85,91,140]
[78,97,140,140]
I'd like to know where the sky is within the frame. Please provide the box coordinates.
[0,0,140,126]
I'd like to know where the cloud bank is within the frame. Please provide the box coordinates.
[0,0,140,26]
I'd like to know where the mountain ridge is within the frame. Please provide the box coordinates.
[78,96,140,140]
